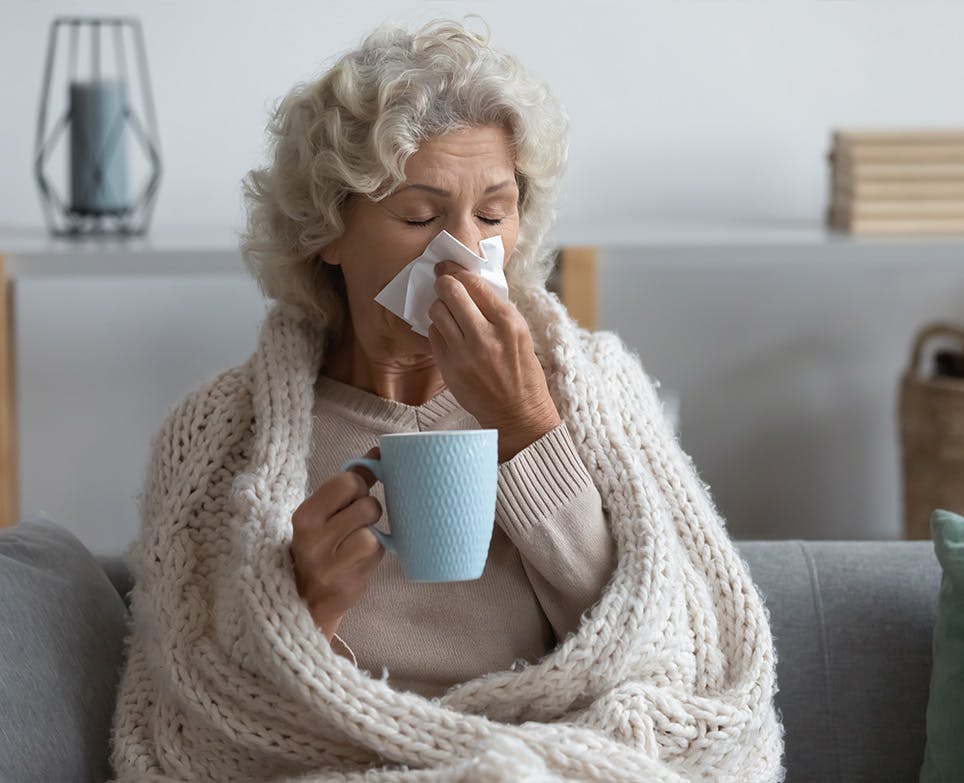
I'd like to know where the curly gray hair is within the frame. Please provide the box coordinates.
[238,17,569,340]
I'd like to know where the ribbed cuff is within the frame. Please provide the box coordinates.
[495,421,596,538]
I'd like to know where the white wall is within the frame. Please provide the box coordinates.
[5,0,964,228]
[15,275,267,555]
[598,243,964,542]
[3,1,964,552]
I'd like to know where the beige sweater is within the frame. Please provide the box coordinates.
[306,371,616,698]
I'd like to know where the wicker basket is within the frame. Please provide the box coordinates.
[899,322,964,539]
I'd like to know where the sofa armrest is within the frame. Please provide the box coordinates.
[0,517,130,783]
[98,555,134,608]
[738,539,939,783]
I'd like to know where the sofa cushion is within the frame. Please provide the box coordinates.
[920,509,964,783]
[0,515,130,783]
[740,538,939,783]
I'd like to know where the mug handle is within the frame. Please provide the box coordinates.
[339,457,396,554]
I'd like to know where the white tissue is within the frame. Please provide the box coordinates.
[374,230,508,337]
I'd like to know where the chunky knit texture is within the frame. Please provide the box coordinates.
[110,285,786,782]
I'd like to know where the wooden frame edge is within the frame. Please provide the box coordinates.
[557,246,598,332]
[0,255,17,527]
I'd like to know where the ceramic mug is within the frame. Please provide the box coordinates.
[339,429,498,582]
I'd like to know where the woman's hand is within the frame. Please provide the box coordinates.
[289,447,385,642]
[428,261,561,463]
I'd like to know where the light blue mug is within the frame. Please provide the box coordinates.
[339,429,498,583]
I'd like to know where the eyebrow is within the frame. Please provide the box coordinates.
[394,180,515,197]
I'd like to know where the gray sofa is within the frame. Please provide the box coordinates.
[0,521,941,783]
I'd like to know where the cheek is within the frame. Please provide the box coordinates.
[341,236,416,294]
[500,222,521,263]
[339,239,425,325]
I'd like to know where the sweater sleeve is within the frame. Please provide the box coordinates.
[494,420,616,644]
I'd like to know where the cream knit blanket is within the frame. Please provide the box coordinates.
[110,285,785,782]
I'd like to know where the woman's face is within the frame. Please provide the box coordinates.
[322,124,520,363]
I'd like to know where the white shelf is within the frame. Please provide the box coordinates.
[549,218,964,248]
[0,224,241,253]
[2,220,963,277]
[0,225,245,278]
[549,219,964,269]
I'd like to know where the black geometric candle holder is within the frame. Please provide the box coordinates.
[34,17,162,238]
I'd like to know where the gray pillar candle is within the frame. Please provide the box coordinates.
[69,80,128,215]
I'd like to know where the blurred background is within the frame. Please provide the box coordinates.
[2,0,964,554]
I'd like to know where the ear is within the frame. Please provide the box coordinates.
[319,238,342,267]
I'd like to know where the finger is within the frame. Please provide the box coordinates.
[294,467,374,533]
[328,495,383,555]
[428,297,464,342]
[427,320,447,354]
[434,265,491,330]
[337,524,386,567]
[345,445,380,487]
[435,261,502,325]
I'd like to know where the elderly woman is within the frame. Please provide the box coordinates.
[110,18,784,783]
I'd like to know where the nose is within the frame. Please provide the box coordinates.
[445,215,484,254]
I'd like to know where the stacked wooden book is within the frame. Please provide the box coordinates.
[827,129,964,235]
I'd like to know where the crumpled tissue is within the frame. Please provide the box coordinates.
[374,230,507,337]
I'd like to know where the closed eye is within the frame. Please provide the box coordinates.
[404,215,503,227]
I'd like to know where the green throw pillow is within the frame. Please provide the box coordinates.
[920,509,964,783]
